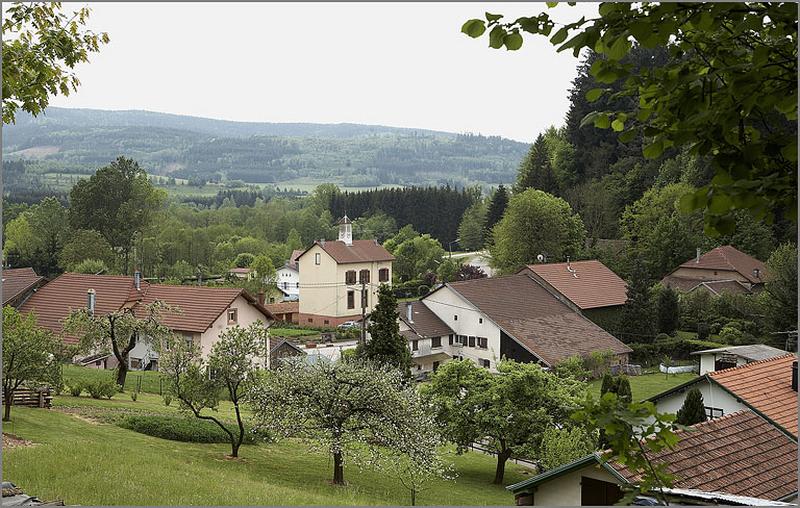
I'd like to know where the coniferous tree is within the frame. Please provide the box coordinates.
[657,286,680,335]
[358,284,411,378]
[621,259,657,342]
[484,185,509,245]
[514,134,558,195]
[675,388,707,426]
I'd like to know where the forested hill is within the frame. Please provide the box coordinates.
[3,107,528,188]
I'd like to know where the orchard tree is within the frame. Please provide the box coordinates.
[423,359,583,484]
[483,184,509,245]
[358,284,411,378]
[2,2,110,123]
[490,189,586,273]
[675,388,707,426]
[64,300,173,388]
[461,2,797,235]
[69,157,166,274]
[160,322,269,458]
[249,359,418,485]
[2,307,63,421]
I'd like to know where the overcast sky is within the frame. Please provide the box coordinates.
[48,2,599,143]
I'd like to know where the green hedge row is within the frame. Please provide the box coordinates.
[629,337,725,367]
[117,415,265,444]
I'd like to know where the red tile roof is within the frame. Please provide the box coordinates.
[2,267,46,307]
[19,273,273,344]
[264,301,299,315]
[397,300,454,338]
[709,354,797,436]
[521,260,628,309]
[611,411,797,501]
[300,239,395,264]
[286,249,304,270]
[434,274,631,366]
[677,245,767,284]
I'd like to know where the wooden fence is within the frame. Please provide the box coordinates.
[7,387,53,409]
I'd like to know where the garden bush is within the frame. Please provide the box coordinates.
[628,336,726,366]
[86,379,118,399]
[163,394,172,406]
[117,415,265,444]
[68,382,84,397]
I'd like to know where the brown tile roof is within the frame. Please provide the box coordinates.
[264,301,299,315]
[709,354,797,436]
[397,300,454,338]
[661,275,705,292]
[287,249,304,270]
[692,280,751,296]
[19,273,273,344]
[677,245,767,284]
[611,411,798,501]
[521,260,628,309]
[436,274,631,366]
[2,267,46,307]
[300,239,395,264]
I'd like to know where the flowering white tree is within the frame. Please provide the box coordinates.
[249,359,420,485]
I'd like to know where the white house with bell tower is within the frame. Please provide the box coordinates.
[295,215,395,327]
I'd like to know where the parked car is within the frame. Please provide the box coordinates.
[337,321,359,329]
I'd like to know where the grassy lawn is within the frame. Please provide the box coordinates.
[63,365,165,395]
[588,371,698,401]
[3,402,527,505]
[270,327,322,339]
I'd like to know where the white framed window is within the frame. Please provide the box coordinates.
[315,253,321,265]
[227,308,238,324]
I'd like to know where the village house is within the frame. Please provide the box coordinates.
[661,245,768,294]
[264,301,299,325]
[517,259,628,331]
[648,354,797,437]
[691,343,788,375]
[506,410,798,506]
[297,216,394,327]
[275,249,302,301]
[397,300,454,378]
[2,267,46,309]
[268,337,306,369]
[19,272,274,370]
[400,273,631,372]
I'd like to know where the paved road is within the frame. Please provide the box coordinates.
[449,250,495,277]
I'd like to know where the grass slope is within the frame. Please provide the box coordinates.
[4,397,527,506]
[588,371,698,401]
[63,365,164,394]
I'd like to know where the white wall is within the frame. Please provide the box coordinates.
[198,294,272,367]
[698,353,748,375]
[653,377,746,419]
[276,266,300,298]
[422,287,501,371]
[529,463,621,506]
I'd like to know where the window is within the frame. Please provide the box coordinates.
[705,407,724,419]
[431,337,442,348]
[454,335,467,347]
[296,282,299,288]
[345,270,356,284]
[479,317,483,324]
[359,269,370,283]
[417,364,422,371]
[314,253,321,265]
[227,308,238,324]
[481,359,491,369]
[477,337,488,349]
[379,268,389,282]
[412,340,419,351]
[448,334,454,345]
[308,317,313,323]
[454,315,458,321]
[468,336,476,348]
[347,290,355,309]
[324,319,330,325]
[130,358,142,369]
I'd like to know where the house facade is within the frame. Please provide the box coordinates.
[297,216,394,327]
[275,249,302,301]
[661,245,768,293]
[20,272,275,370]
[691,344,788,375]
[397,300,454,378]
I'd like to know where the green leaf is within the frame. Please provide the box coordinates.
[611,118,625,132]
[546,2,558,7]
[485,12,503,22]
[642,140,664,159]
[781,141,797,162]
[550,27,569,45]
[606,36,631,60]
[585,88,604,102]
[618,129,636,143]
[461,19,486,38]
[488,25,506,49]
[504,32,523,51]
[579,111,600,128]
[593,113,611,129]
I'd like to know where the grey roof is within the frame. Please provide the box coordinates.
[690,344,788,361]
[397,300,454,338]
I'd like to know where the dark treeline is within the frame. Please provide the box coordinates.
[328,186,480,244]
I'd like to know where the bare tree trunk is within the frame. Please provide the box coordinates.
[3,389,13,422]
[233,402,245,458]
[411,488,416,506]
[494,449,512,485]
[115,361,129,390]
[332,451,345,485]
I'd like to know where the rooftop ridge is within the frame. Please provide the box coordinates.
[709,353,795,377]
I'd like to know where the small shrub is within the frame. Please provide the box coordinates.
[417,284,431,297]
[117,415,262,444]
[130,390,138,402]
[163,394,172,406]
[68,383,83,397]
[86,379,117,399]
[697,322,710,341]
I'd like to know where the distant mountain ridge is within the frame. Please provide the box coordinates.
[3,107,528,189]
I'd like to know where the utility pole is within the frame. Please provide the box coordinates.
[360,280,367,345]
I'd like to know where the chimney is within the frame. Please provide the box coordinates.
[134,270,141,291]
[406,302,413,323]
[87,289,96,316]
[257,290,265,306]
[792,361,797,392]
[696,247,701,263]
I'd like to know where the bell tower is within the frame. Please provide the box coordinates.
[337,215,352,246]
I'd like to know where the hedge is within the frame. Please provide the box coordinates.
[629,337,726,367]
[117,415,265,444]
